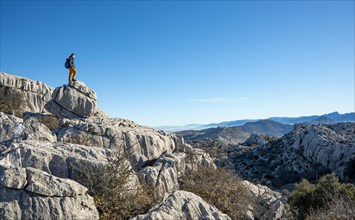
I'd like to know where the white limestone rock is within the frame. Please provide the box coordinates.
[243,180,287,220]
[0,112,56,149]
[54,117,180,169]
[0,72,53,114]
[45,80,98,119]
[0,167,99,220]
[131,190,231,220]
[0,166,27,189]
[138,148,216,197]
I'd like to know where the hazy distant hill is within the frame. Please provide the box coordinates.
[304,116,335,125]
[239,119,293,136]
[176,119,292,145]
[269,112,354,124]
[323,112,355,122]
[157,112,354,132]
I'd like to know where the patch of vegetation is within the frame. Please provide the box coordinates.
[289,173,355,220]
[0,86,26,117]
[344,156,355,182]
[75,151,162,220]
[179,165,254,219]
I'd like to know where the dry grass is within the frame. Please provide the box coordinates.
[179,165,254,219]
[0,86,26,117]
[306,195,355,220]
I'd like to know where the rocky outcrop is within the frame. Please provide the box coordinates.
[0,166,99,220]
[0,112,56,151]
[138,148,216,196]
[53,117,180,169]
[234,123,355,187]
[0,140,137,219]
[0,72,53,114]
[0,140,117,180]
[290,123,355,180]
[242,133,277,147]
[243,181,287,220]
[131,190,231,220]
[0,73,290,220]
[51,115,216,196]
[45,80,98,119]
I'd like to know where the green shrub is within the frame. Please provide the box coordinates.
[289,173,355,220]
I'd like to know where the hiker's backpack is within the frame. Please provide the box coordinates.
[64,58,70,69]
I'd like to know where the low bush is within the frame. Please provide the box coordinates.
[0,86,26,117]
[289,173,355,220]
[179,165,254,219]
[306,195,355,220]
[75,151,162,220]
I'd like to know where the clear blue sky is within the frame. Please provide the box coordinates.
[1,1,354,126]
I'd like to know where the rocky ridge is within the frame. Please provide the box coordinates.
[0,72,287,219]
[233,122,355,188]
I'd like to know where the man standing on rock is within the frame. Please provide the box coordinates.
[67,53,76,83]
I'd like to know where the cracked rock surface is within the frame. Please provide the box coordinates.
[131,190,231,220]
[54,117,181,170]
[0,72,53,114]
[0,166,98,220]
[0,112,56,151]
[45,80,98,119]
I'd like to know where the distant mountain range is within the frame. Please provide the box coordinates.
[175,119,293,145]
[156,112,355,132]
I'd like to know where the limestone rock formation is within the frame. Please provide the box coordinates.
[0,140,136,219]
[53,117,180,169]
[138,149,216,196]
[0,112,56,151]
[0,72,53,114]
[1,140,117,180]
[0,73,290,219]
[0,166,99,220]
[45,80,98,119]
[131,190,231,220]
[290,123,355,180]
[243,181,287,220]
[242,133,277,147]
[234,122,355,187]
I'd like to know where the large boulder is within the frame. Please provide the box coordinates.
[45,80,98,119]
[131,190,231,220]
[0,166,99,220]
[0,72,53,115]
